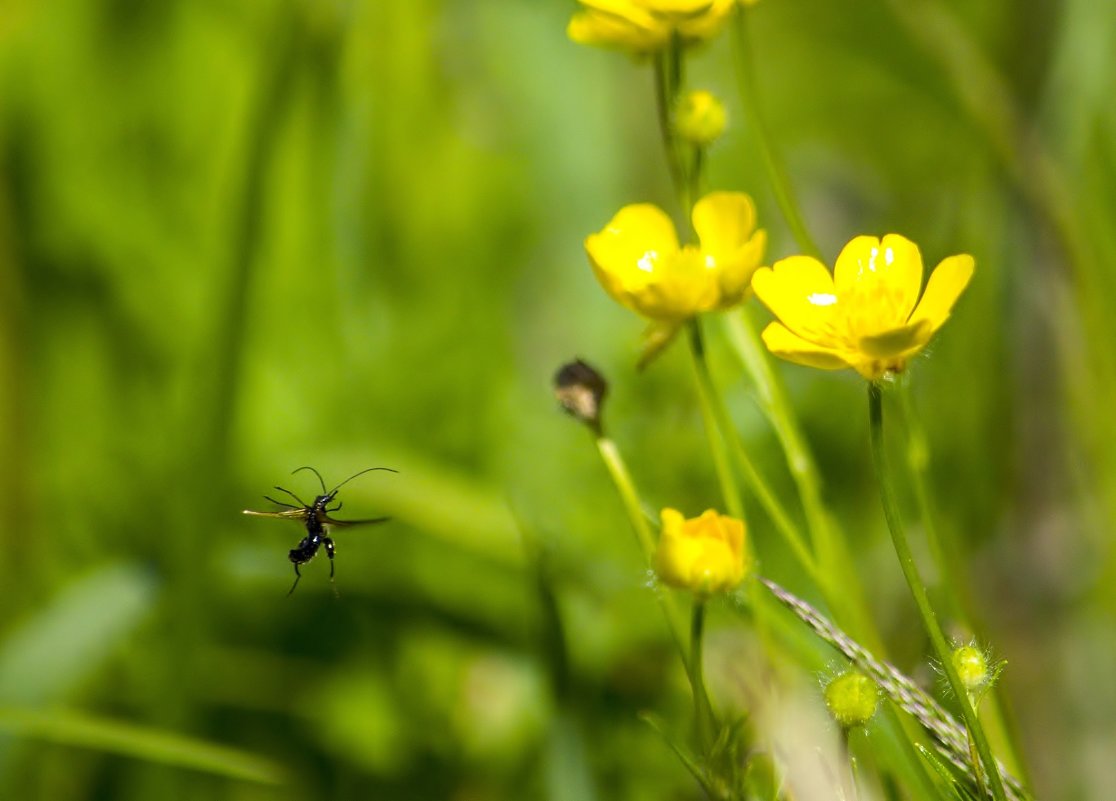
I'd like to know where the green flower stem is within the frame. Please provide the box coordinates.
[596,437,658,561]
[730,8,821,260]
[967,719,989,799]
[896,380,970,621]
[653,44,686,212]
[690,600,714,749]
[690,319,836,596]
[897,381,1026,779]
[687,319,746,523]
[868,382,1007,801]
[723,312,883,653]
[839,729,860,801]
[595,436,690,659]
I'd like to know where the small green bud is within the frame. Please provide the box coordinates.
[824,671,879,728]
[951,644,993,693]
[675,90,726,146]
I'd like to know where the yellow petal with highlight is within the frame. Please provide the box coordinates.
[879,233,924,321]
[834,234,923,330]
[751,256,839,343]
[585,203,680,305]
[693,192,764,307]
[909,254,975,332]
[761,322,853,371]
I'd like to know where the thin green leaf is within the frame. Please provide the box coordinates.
[0,707,284,785]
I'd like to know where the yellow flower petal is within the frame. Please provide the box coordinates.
[857,319,933,359]
[580,0,658,26]
[715,229,766,308]
[761,322,854,371]
[636,248,721,318]
[568,8,666,52]
[673,0,734,38]
[692,192,765,307]
[636,0,715,14]
[834,234,923,333]
[585,203,679,308]
[751,256,839,343]
[656,508,746,596]
[909,253,975,332]
[693,191,756,261]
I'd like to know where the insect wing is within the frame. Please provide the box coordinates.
[242,508,312,521]
[319,514,391,529]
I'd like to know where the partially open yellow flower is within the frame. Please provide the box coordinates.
[568,0,736,54]
[751,234,974,380]
[585,192,766,322]
[655,508,747,596]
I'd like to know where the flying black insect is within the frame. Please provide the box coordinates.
[243,466,395,595]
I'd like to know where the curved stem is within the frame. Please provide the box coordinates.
[731,9,821,260]
[688,319,745,523]
[597,437,658,562]
[596,436,690,661]
[868,382,1007,801]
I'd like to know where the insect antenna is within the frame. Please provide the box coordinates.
[292,465,328,495]
[328,466,398,496]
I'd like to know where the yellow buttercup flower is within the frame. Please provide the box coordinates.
[585,192,766,322]
[568,0,737,54]
[655,508,747,596]
[751,234,974,380]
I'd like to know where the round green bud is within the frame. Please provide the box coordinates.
[824,671,879,728]
[675,90,727,146]
[951,645,990,693]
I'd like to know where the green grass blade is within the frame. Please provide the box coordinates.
[0,707,284,785]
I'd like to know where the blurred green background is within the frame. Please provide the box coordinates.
[2,0,1115,799]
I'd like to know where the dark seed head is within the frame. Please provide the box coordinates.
[554,359,608,435]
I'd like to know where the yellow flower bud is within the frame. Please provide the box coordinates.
[676,90,727,146]
[824,671,879,728]
[655,508,747,597]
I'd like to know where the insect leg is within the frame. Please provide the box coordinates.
[263,495,301,510]
[287,563,302,596]
[324,538,341,599]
